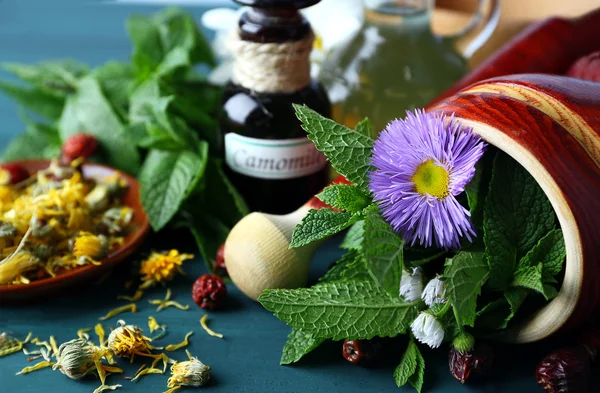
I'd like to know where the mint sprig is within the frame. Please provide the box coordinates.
[290,209,359,248]
[280,329,325,366]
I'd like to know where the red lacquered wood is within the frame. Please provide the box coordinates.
[0,160,150,304]
[429,74,600,342]
[428,8,600,107]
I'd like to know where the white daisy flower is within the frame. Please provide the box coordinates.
[399,267,423,302]
[411,312,445,349]
[421,276,447,306]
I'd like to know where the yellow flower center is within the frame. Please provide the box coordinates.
[411,160,450,199]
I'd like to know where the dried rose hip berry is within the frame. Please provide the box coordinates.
[536,345,593,393]
[213,243,227,275]
[61,133,99,163]
[192,274,227,310]
[566,50,600,82]
[449,342,494,384]
[342,339,383,367]
[0,163,30,185]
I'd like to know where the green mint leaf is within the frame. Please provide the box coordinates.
[464,151,494,232]
[1,60,87,97]
[504,287,528,327]
[394,340,425,393]
[139,148,208,230]
[340,220,365,250]
[280,328,325,365]
[484,152,555,290]
[519,229,565,277]
[293,104,373,189]
[91,61,135,120]
[443,252,489,327]
[176,211,230,272]
[354,117,373,138]
[316,184,371,213]
[408,343,426,393]
[127,8,214,80]
[290,209,359,248]
[363,205,403,295]
[512,263,547,297]
[0,80,64,120]
[259,280,419,340]
[319,250,371,283]
[59,76,141,174]
[2,124,61,161]
[394,340,418,388]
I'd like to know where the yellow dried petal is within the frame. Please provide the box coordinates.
[16,360,54,375]
[117,289,144,302]
[76,328,91,340]
[98,304,137,321]
[148,316,161,333]
[49,336,59,357]
[93,384,122,393]
[95,324,106,347]
[200,315,224,339]
[165,332,193,352]
[131,367,163,381]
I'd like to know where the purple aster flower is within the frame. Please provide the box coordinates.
[368,110,486,249]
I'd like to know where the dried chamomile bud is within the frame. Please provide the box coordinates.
[101,207,133,234]
[72,232,108,263]
[30,212,55,237]
[46,159,77,181]
[0,332,31,357]
[53,338,97,380]
[85,185,111,212]
[28,244,55,261]
[0,252,40,284]
[0,221,17,237]
[165,351,210,392]
[107,320,153,360]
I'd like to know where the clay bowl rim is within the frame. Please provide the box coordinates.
[0,159,151,298]
[457,119,582,344]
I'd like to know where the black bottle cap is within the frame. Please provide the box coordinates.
[234,0,319,43]
[234,0,320,9]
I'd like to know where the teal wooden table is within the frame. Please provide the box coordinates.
[0,1,567,392]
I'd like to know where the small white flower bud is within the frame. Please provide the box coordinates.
[399,267,423,302]
[411,312,445,349]
[421,276,447,306]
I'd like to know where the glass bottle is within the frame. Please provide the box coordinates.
[319,0,499,133]
[220,0,330,215]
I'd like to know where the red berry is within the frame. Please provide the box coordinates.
[536,345,593,393]
[61,133,99,163]
[566,50,600,82]
[449,342,494,384]
[192,274,227,310]
[0,163,30,185]
[342,339,382,367]
[213,243,227,275]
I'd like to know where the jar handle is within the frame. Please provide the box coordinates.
[442,0,501,60]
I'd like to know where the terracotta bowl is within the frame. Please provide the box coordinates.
[429,74,600,343]
[0,160,150,303]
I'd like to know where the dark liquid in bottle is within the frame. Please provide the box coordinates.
[221,80,330,214]
[220,0,331,214]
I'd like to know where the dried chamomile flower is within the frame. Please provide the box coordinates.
[0,332,31,357]
[139,250,194,289]
[0,251,40,284]
[100,207,133,234]
[71,231,108,264]
[53,338,98,380]
[85,175,128,212]
[165,350,210,393]
[107,320,156,361]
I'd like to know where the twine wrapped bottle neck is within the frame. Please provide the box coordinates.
[228,30,315,94]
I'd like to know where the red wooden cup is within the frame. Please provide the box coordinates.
[429,74,600,343]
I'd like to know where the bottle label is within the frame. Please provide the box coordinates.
[224,133,327,180]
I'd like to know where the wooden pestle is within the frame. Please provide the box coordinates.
[224,175,348,300]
